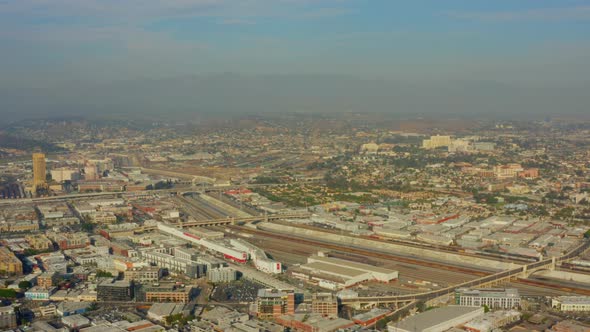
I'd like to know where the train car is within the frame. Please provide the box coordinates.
[200,238,248,263]
[157,222,248,263]
[230,238,282,273]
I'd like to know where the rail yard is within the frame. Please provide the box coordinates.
[160,190,590,300]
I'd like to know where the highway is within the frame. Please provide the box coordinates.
[0,182,284,206]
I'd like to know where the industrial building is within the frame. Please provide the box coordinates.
[352,308,390,327]
[311,293,339,318]
[388,306,484,332]
[299,255,398,289]
[62,314,91,330]
[97,278,133,302]
[552,296,590,312]
[123,267,162,284]
[275,313,355,332]
[147,303,190,322]
[136,283,194,303]
[463,310,521,332]
[455,288,520,309]
[57,302,91,317]
[139,248,205,278]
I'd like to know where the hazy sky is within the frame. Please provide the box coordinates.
[1,0,589,119]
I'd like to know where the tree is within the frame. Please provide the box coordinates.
[81,222,95,232]
[0,288,17,298]
[18,281,32,290]
[95,270,113,278]
[416,301,427,312]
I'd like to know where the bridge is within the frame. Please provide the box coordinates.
[135,212,311,231]
[340,240,590,308]
[0,183,285,206]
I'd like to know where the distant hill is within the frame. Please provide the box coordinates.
[0,134,65,152]
[1,73,589,122]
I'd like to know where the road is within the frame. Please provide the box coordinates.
[0,183,284,206]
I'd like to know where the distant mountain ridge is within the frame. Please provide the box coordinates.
[1,73,588,121]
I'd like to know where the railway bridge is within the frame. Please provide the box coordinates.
[135,212,311,231]
[341,240,590,308]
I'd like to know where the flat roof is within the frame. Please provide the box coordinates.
[257,289,294,298]
[0,305,14,313]
[556,296,590,305]
[301,262,367,279]
[308,255,396,275]
[389,306,483,331]
[458,288,520,297]
[148,303,177,316]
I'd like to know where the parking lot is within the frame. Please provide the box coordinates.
[210,279,265,303]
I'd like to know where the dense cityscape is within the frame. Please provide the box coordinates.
[2,0,590,331]
[0,116,589,331]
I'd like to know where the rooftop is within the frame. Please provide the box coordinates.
[257,288,294,298]
[555,296,590,305]
[389,306,483,332]
[457,288,520,298]
[308,255,395,274]
[301,262,367,278]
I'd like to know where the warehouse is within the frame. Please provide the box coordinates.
[299,255,398,288]
[387,306,484,332]
[147,303,189,322]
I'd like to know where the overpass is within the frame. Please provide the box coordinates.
[340,240,590,308]
[135,212,311,231]
[0,183,285,206]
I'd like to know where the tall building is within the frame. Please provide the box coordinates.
[255,289,295,320]
[32,153,47,190]
[422,135,452,149]
[84,163,98,181]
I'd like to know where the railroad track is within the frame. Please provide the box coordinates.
[232,227,590,296]
[513,278,590,296]
[228,225,490,277]
[274,221,535,265]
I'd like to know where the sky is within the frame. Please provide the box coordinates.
[1,0,590,120]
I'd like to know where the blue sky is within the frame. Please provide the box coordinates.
[1,1,589,117]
